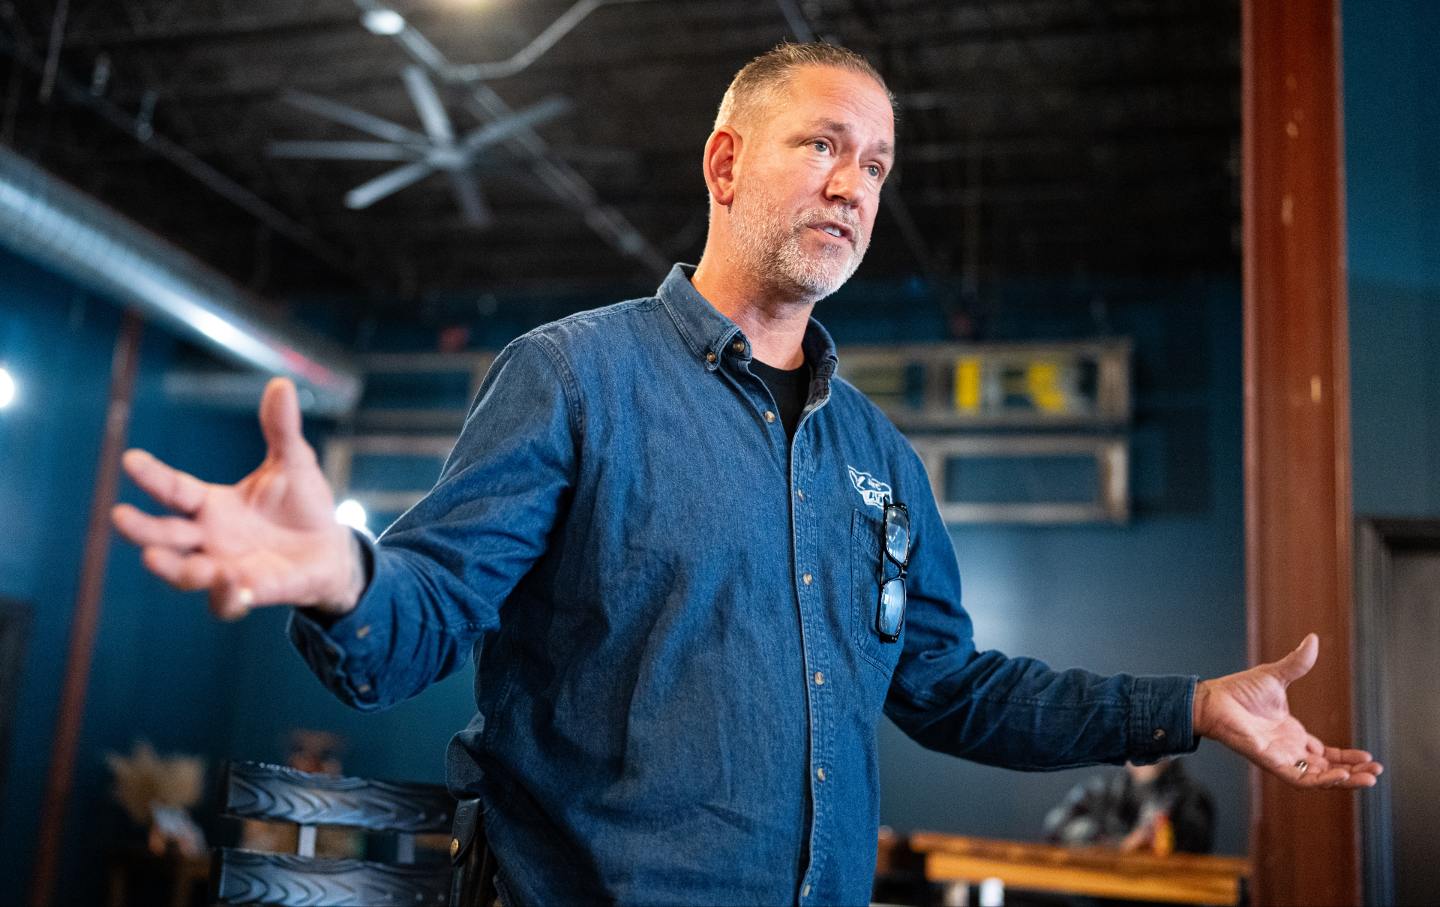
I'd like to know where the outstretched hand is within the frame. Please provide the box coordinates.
[1193,633,1383,789]
[111,378,363,621]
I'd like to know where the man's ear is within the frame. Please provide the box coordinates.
[702,127,740,207]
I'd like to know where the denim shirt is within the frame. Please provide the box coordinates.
[289,264,1197,906]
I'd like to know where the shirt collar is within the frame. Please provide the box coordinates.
[657,263,840,379]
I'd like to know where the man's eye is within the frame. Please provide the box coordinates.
[811,140,832,154]
[866,164,883,178]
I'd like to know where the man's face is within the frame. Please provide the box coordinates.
[729,65,895,302]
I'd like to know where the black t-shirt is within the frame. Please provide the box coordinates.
[750,358,811,439]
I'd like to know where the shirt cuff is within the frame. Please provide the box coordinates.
[286,530,390,708]
[1127,674,1199,762]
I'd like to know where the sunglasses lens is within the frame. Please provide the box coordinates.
[884,506,910,565]
[878,576,906,638]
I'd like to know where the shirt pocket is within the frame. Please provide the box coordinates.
[850,508,904,677]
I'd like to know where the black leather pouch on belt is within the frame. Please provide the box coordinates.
[450,798,499,907]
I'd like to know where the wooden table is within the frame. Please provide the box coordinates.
[908,832,1251,905]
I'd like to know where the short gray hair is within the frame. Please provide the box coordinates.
[713,42,894,131]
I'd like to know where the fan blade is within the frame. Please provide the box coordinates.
[268,140,418,162]
[282,90,426,145]
[448,171,492,227]
[402,65,455,145]
[345,159,436,209]
[458,95,571,159]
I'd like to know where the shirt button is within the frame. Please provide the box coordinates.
[796,489,805,501]
[764,410,776,423]
[705,351,717,364]
[802,884,811,898]
[816,766,826,782]
[355,624,371,639]
[802,573,813,585]
[357,683,371,694]
[1153,728,1166,741]
[731,340,745,353]
[814,671,825,686]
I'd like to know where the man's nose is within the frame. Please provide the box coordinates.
[825,162,869,207]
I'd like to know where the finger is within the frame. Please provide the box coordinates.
[142,547,219,591]
[208,571,254,622]
[1304,767,1352,788]
[122,449,208,515]
[1271,632,1319,685]
[259,378,315,465]
[112,504,204,551]
[1322,746,1375,766]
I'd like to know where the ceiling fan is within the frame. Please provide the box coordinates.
[268,65,570,227]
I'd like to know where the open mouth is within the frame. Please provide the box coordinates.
[811,222,855,244]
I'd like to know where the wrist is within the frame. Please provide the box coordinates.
[313,526,368,617]
[1192,680,1211,739]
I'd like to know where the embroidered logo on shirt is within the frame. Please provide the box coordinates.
[847,466,893,510]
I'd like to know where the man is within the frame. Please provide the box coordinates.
[112,43,1381,905]
[1043,758,1215,855]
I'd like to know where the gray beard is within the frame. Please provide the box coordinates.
[730,192,866,303]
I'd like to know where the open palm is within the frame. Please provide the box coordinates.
[1195,634,1383,789]
[112,378,360,619]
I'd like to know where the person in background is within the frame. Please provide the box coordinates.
[1043,758,1215,855]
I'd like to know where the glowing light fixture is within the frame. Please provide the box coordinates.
[335,498,368,532]
[361,8,406,35]
[0,366,15,409]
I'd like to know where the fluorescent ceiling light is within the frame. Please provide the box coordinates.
[362,8,407,36]
[0,366,15,409]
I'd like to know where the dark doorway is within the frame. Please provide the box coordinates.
[1355,519,1440,906]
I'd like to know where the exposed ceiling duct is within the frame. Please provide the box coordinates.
[0,146,362,415]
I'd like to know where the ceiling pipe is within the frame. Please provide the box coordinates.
[0,146,362,415]
[0,28,359,280]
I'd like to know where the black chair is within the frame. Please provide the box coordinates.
[211,760,491,907]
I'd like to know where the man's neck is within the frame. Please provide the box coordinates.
[691,258,813,369]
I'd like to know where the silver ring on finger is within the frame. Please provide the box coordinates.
[1295,759,1309,777]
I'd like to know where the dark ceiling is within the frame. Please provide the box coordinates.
[1,0,1239,312]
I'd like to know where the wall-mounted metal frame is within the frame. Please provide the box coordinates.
[329,342,1132,527]
[839,340,1132,430]
[323,434,457,518]
[352,351,494,433]
[910,435,1129,525]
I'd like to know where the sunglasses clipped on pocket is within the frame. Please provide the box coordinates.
[876,501,909,642]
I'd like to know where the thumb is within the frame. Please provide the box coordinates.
[259,378,312,464]
[1270,632,1319,685]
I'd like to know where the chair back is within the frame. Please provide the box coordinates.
[212,760,456,906]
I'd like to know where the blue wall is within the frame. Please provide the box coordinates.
[1344,0,1440,518]
[0,248,266,905]
[823,279,1249,854]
